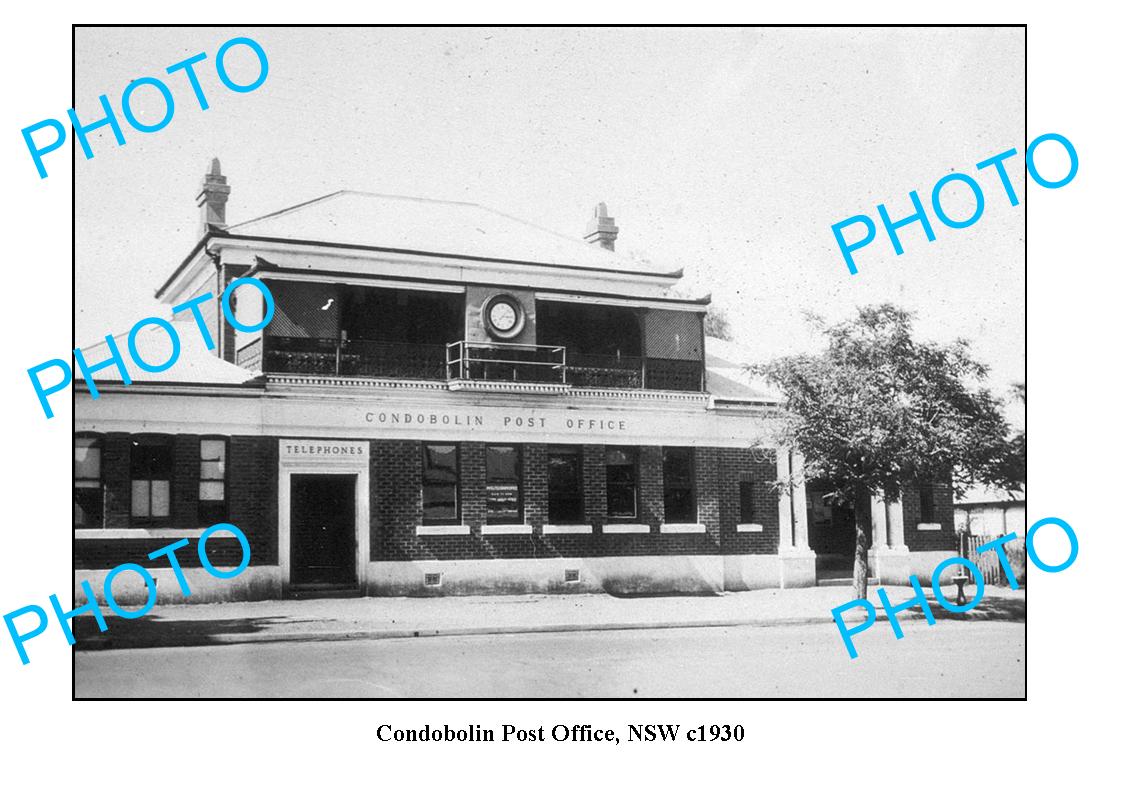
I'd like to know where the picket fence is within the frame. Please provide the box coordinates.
[964,534,1027,587]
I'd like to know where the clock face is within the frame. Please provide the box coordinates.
[488,300,519,332]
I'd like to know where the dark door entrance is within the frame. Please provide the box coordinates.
[807,487,857,578]
[290,474,357,587]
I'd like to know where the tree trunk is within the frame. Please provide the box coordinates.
[853,490,871,600]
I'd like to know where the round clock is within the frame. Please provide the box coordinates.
[484,294,525,339]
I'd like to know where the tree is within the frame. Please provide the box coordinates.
[704,306,734,341]
[755,304,1022,599]
[1002,381,1027,487]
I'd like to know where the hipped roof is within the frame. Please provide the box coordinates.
[225,191,681,278]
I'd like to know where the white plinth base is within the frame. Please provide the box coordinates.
[778,547,817,589]
[870,546,911,585]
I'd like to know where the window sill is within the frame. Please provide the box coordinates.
[660,523,706,534]
[917,522,943,531]
[736,523,764,533]
[602,523,650,534]
[415,524,470,536]
[75,528,209,540]
[543,524,593,535]
[481,524,533,535]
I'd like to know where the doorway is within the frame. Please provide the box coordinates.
[807,486,857,579]
[290,474,357,587]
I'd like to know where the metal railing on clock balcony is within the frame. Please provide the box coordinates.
[446,341,566,384]
[254,335,704,392]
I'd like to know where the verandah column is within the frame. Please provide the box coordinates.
[887,499,906,549]
[791,450,810,550]
[870,496,888,549]
[872,495,912,585]
[778,448,815,588]
[777,446,794,548]
[869,495,888,579]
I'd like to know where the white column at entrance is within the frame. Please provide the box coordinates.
[870,495,889,549]
[887,499,907,549]
[779,449,815,589]
[868,495,889,580]
[777,447,794,548]
[873,496,912,585]
[791,451,810,550]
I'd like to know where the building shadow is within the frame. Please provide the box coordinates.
[73,614,324,651]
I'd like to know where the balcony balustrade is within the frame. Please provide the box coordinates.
[446,341,566,384]
[246,336,703,392]
[258,336,446,380]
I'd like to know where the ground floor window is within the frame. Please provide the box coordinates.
[547,446,583,523]
[131,436,173,523]
[198,438,228,525]
[486,444,522,523]
[422,443,460,523]
[662,447,696,523]
[605,447,638,520]
[738,477,755,523]
[919,484,937,523]
[74,435,103,528]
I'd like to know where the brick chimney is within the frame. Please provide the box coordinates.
[584,202,619,251]
[196,157,230,237]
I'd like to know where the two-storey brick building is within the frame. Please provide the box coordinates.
[73,161,957,603]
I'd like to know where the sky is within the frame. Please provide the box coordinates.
[74,26,1025,406]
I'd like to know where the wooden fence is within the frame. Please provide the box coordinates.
[965,534,1027,587]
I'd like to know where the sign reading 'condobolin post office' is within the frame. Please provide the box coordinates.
[365,409,631,433]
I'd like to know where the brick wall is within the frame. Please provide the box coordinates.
[227,436,278,565]
[75,534,250,572]
[637,445,664,527]
[523,444,548,530]
[371,440,779,562]
[902,483,957,552]
[371,439,425,560]
[714,448,780,555]
[100,433,131,529]
[582,444,607,525]
[172,435,200,528]
[75,433,275,570]
[77,434,785,571]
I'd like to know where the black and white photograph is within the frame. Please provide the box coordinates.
[68,25,1028,699]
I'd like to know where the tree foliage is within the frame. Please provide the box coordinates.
[755,304,1022,506]
[704,306,734,341]
[1002,381,1027,487]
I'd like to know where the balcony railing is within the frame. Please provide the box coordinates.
[256,336,704,391]
[446,341,566,384]
[262,337,446,380]
[566,352,643,389]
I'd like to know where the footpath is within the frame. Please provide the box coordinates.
[73,585,1025,651]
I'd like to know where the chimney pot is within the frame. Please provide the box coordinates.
[196,157,231,237]
[584,202,619,251]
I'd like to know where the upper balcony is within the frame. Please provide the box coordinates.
[233,281,707,394]
[242,336,704,393]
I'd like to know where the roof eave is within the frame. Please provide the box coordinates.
[211,231,685,281]
[153,228,224,301]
